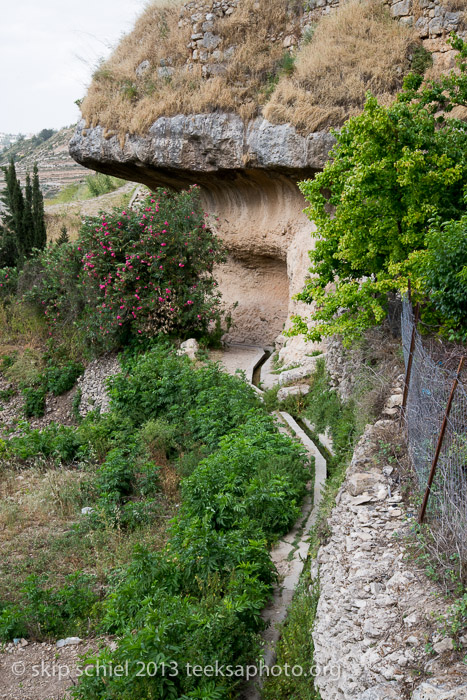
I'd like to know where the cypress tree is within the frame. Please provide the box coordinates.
[57,225,69,245]
[32,163,47,250]
[0,159,24,265]
[0,225,19,268]
[22,173,35,256]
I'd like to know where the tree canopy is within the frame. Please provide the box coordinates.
[291,35,467,344]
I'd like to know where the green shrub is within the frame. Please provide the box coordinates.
[0,388,16,402]
[180,414,309,539]
[10,423,83,463]
[23,187,227,351]
[80,446,161,530]
[94,447,136,499]
[46,361,84,395]
[109,345,261,451]
[0,604,28,641]
[416,215,467,341]
[139,417,179,458]
[0,267,18,300]
[0,353,17,372]
[77,411,135,461]
[411,45,433,75]
[22,385,46,418]
[70,343,310,700]
[0,572,98,641]
[290,35,467,343]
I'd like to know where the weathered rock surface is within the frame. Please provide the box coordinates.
[76,354,120,417]
[277,384,310,402]
[312,408,467,700]
[70,115,334,183]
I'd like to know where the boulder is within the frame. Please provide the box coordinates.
[277,385,310,402]
[177,338,199,360]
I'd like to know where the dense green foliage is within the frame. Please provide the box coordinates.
[414,215,467,341]
[21,187,227,352]
[291,35,467,343]
[0,573,98,641]
[0,344,310,700]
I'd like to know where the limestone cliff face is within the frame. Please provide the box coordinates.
[70,114,333,344]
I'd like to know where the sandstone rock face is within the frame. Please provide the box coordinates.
[70,115,334,344]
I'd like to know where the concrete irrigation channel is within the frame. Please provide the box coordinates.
[215,344,329,699]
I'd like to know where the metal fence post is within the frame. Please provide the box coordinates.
[400,303,420,425]
[418,357,465,524]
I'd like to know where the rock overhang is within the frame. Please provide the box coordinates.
[69,114,335,189]
[69,113,331,345]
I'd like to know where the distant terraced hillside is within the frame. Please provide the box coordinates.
[0,126,89,198]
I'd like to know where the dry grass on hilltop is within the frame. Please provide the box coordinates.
[80,0,294,139]
[263,0,416,134]
[80,0,419,140]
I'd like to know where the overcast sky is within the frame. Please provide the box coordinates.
[0,0,148,135]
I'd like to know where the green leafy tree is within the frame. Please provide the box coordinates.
[413,215,467,341]
[291,35,467,343]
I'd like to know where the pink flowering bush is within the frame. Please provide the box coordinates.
[21,187,226,351]
[0,267,18,302]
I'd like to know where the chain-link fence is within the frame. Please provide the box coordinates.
[401,299,467,562]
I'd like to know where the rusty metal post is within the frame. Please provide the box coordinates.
[418,357,465,524]
[400,303,420,425]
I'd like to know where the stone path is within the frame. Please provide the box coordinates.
[215,345,328,699]
[255,411,327,667]
[210,343,266,384]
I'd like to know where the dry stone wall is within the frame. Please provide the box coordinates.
[168,0,466,77]
[306,0,465,71]
[312,410,467,700]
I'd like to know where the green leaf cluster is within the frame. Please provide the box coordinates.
[292,35,467,343]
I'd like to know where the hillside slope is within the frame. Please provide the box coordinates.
[0,127,89,198]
